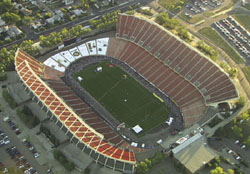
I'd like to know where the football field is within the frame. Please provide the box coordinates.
[74,61,172,134]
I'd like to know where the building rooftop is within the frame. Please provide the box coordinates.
[173,133,218,173]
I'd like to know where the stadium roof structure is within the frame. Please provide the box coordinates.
[14,49,136,173]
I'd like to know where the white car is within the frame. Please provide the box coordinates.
[4,140,10,145]
[236,156,241,160]
[241,145,246,149]
[157,139,163,144]
[34,153,40,158]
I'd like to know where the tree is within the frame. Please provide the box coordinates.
[136,161,150,174]
[23,16,33,26]
[179,1,184,5]
[228,68,238,78]
[227,169,234,174]
[236,96,246,108]
[20,40,39,56]
[155,13,179,30]
[0,0,14,14]
[44,12,52,19]
[1,12,21,24]
[240,111,249,121]
[69,25,83,37]
[155,13,170,25]
[220,62,230,72]
[80,0,90,9]
[231,125,242,138]
[177,27,192,42]
[176,5,182,10]
[60,28,70,39]
[244,136,250,146]
[210,166,224,174]
[196,40,218,61]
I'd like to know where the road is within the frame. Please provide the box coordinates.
[0,0,152,49]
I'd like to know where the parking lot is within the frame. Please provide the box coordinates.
[213,16,250,60]
[208,137,250,173]
[183,0,223,17]
[0,80,49,174]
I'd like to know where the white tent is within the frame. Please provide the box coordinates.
[132,125,143,134]
[97,66,102,72]
[77,76,83,82]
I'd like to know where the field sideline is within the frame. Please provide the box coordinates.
[74,61,172,134]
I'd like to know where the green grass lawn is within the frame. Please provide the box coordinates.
[242,66,250,83]
[158,0,181,9]
[179,12,204,24]
[203,11,215,17]
[74,61,172,134]
[199,27,244,63]
[232,14,250,32]
[158,0,189,13]
[243,3,250,10]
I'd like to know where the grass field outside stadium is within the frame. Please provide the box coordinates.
[74,61,172,135]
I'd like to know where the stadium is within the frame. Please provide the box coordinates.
[14,14,238,173]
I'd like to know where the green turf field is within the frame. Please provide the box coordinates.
[74,61,172,134]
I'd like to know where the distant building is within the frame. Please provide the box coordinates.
[55,10,64,18]
[46,12,63,25]
[10,26,22,35]
[7,30,16,38]
[7,26,23,38]
[73,9,85,16]
[172,133,218,174]
[242,0,250,5]
[14,2,32,16]
[31,21,42,30]
[102,0,109,6]
[64,0,74,5]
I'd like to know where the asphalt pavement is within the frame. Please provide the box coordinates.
[0,112,48,174]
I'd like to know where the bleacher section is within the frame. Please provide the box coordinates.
[107,37,206,127]
[116,14,238,105]
[47,79,125,146]
[15,14,240,170]
[44,38,109,72]
[15,49,136,173]
[41,14,238,127]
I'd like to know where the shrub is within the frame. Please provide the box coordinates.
[53,150,75,171]
[196,40,218,61]
[236,96,246,109]
[16,106,40,128]
[240,160,249,168]
[136,152,166,174]
[174,161,187,174]
[84,167,91,174]
[40,125,60,146]
[2,89,17,109]
[138,9,153,16]
[0,72,7,81]
[208,117,223,128]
